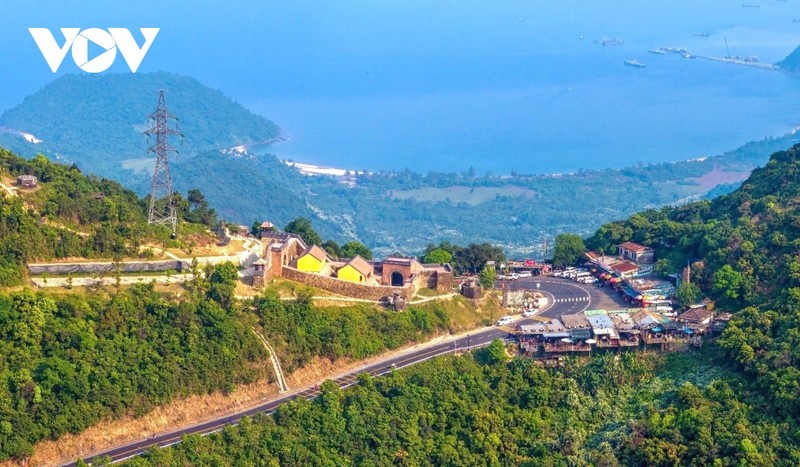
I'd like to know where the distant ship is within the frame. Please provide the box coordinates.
[741,3,760,7]
[649,48,667,55]
[595,38,624,46]
[624,59,647,68]
[693,32,711,37]
[662,47,689,54]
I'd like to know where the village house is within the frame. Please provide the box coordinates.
[337,255,374,283]
[677,307,714,326]
[16,174,37,189]
[584,310,621,348]
[618,241,655,264]
[560,313,592,341]
[296,245,329,273]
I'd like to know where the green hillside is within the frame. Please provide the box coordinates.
[127,142,800,467]
[0,72,280,178]
[2,72,797,256]
[0,148,212,286]
[588,142,800,418]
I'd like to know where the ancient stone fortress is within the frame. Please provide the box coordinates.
[252,232,453,301]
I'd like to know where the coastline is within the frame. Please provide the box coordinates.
[275,129,800,181]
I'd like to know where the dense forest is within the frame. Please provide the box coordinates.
[120,143,800,465]
[0,267,456,461]
[2,71,796,256]
[125,349,794,466]
[0,280,266,460]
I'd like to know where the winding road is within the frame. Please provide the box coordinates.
[67,277,602,466]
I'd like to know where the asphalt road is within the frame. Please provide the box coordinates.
[67,277,600,466]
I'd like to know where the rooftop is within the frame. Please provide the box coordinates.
[619,241,652,252]
[586,313,615,330]
[561,313,591,329]
[345,255,374,277]
[300,244,329,262]
[612,261,640,274]
[678,307,714,323]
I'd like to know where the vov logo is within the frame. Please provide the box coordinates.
[29,28,159,73]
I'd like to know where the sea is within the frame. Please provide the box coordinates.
[3,0,800,175]
[241,0,800,174]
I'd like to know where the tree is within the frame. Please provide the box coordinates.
[712,265,743,301]
[480,265,497,289]
[654,258,670,277]
[284,217,322,246]
[453,243,505,274]
[322,240,342,259]
[340,241,372,260]
[423,248,452,264]
[675,282,701,308]
[207,262,239,309]
[486,339,507,364]
[551,233,586,268]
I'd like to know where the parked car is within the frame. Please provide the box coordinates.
[518,271,532,278]
[495,316,513,326]
[522,309,536,317]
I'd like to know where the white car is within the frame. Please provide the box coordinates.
[522,309,536,317]
[495,316,513,326]
[518,271,532,278]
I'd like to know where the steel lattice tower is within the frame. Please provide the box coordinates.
[145,90,181,237]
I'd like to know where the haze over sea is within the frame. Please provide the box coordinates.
[2,0,800,174]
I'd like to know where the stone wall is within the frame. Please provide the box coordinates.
[434,270,454,292]
[413,269,454,293]
[281,267,413,302]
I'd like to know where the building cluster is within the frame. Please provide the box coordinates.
[585,241,676,313]
[252,230,452,302]
[518,306,730,355]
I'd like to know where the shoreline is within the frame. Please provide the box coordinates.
[274,129,800,181]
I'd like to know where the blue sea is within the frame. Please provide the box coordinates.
[2,0,800,174]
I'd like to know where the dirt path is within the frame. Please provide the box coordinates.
[0,180,16,197]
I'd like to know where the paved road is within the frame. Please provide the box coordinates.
[66,277,600,466]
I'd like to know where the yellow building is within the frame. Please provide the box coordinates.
[337,255,374,283]
[296,245,328,273]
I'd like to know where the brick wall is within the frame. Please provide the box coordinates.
[282,267,413,301]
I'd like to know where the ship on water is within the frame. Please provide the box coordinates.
[595,37,624,46]
[649,48,667,55]
[624,59,647,68]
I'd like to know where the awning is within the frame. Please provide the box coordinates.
[622,287,639,299]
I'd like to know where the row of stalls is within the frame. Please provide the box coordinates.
[586,255,676,312]
[517,307,729,356]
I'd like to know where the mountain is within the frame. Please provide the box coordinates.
[588,142,800,417]
[778,44,800,72]
[0,72,281,178]
[1,72,797,256]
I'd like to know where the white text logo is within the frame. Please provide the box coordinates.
[29,28,159,73]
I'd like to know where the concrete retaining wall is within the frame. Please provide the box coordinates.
[28,260,185,275]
